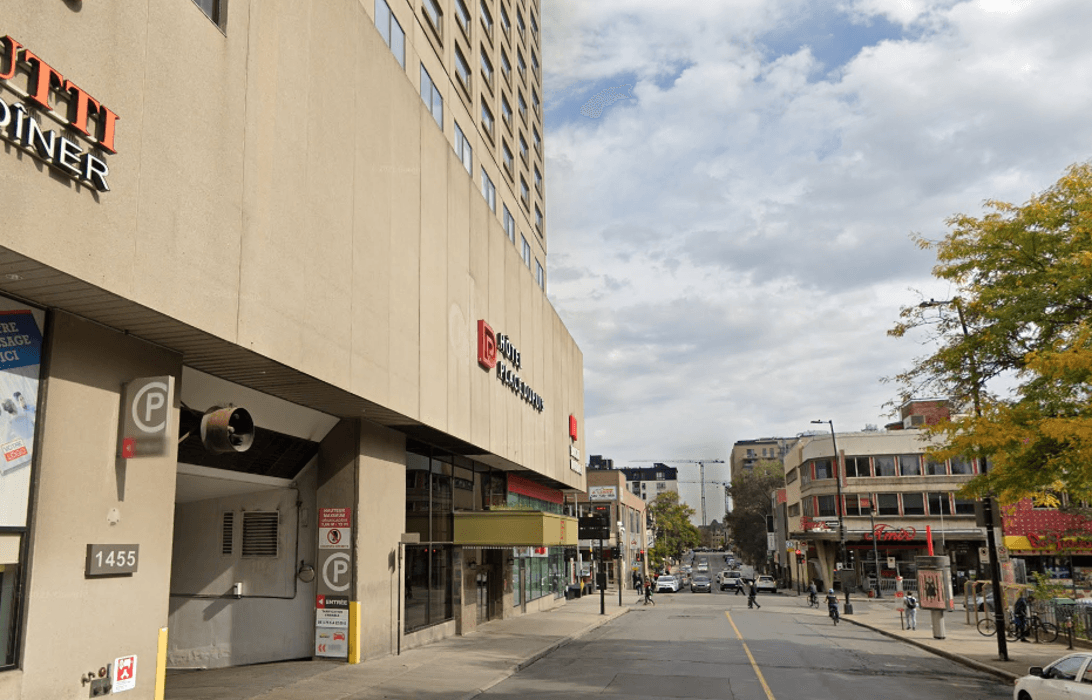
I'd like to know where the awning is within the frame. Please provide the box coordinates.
[454,511,578,547]
[1005,534,1092,556]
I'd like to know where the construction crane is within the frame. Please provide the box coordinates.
[630,459,726,526]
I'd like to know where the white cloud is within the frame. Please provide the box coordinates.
[542,0,1092,521]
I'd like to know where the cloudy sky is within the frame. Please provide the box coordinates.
[540,0,1092,522]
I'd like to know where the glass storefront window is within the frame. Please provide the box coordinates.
[404,544,453,633]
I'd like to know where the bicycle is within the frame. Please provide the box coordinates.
[1018,615,1058,644]
[807,592,819,608]
[977,610,1014,637]
[828,603,839,625]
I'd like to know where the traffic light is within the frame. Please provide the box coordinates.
[636,550,644,563]
[795,549,804,563]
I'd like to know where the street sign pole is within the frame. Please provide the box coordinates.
[598,537,605,615]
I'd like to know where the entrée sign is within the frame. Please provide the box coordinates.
[0,35,117,191]
[477,320,544,412]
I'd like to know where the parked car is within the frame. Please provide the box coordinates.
[656,575,681,593]
[697,563,709,573]
[1014,652,1092,699]
[691,575,712,593]
[755,575,777,593]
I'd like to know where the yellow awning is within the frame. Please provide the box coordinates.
[454,511,578,547]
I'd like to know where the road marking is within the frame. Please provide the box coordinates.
[724,611,776,700]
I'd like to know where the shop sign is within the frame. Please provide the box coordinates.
[589,485,617,502]
[476,320,544,412]
[863,524,917,542]
[0,36,117,191]
[1026,533,1092,553]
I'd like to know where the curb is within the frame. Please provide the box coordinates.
[460,607,630,700]
[843,616,1019,683]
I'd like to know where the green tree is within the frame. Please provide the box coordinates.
[890,162,1092,505]
[724,461,783,569]
[648,492,700,570]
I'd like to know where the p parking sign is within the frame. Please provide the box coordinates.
[119,376,175,458]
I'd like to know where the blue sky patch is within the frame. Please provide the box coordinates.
[760,8,905,78]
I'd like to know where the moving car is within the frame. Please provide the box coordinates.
[720,572,742,591]
[656,575,681,593]
[1014,652,1092,699]
[691,575,712,593]
[755,575,777,593]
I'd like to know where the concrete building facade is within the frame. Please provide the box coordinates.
[0,1,581,698]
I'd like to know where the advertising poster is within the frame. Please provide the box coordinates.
[0,307,43,528]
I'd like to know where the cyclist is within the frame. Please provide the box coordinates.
[826,588,839,625]
[1013,591,1029,642]
[807,581,818,608]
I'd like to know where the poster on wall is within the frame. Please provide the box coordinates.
[0,307,44,528]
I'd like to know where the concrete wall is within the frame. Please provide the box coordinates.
[15,311,182,700]
[0,2,582,494]
[166,466,317,669]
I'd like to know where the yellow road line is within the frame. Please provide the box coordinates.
[724,610,776,700]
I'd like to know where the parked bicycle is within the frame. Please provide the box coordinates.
[1018,614,1059,644]
[977,610,1013,637]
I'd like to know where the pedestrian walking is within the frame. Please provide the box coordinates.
[748,580,761,609]
[633,570,643,595]
[905,592,918,630]
[643,575,655,605]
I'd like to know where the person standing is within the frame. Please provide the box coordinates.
[905,592,918,630]
[1014,591,1029,642]
[748,580,761,609]
[633,569,643,595]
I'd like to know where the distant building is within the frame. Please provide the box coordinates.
[617,464,680,502]
[588,455,615,470]
[730,438,795,483]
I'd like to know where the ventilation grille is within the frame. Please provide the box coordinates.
[241,511,279,557]
[221,511,234,555]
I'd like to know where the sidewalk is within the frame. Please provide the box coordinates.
[828,591,1080,683]
[165,591,631,700]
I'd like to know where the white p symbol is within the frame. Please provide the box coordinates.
[132,381,168,433]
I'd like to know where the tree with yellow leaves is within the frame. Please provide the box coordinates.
[890,162,1092,506]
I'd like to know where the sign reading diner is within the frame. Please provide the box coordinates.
[0,35,117,191]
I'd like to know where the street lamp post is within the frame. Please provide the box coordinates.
[812,420,848,608]
[869,504,882,598]
[920,297,1008,662]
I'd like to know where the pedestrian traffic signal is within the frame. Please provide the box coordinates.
[795,549,804,563]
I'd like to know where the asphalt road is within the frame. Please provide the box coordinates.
[479,589,1012,700]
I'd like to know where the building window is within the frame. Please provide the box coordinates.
[194,0,223,26]
[517,49,526,81]
[481,98,495,137]
[531,49,539,76]
[423,0,443,38]
[954,498,976,515]
[928,493,952,515]
[518,91,527,121]
[519,132,528,162]
[534,165,542,194]
[924,458,947,475]
[516,8,525,39]
[531,126,540,151]
[455,46,472,94]
[873,455,897,477]
[503,205,515,242]
[481,167,496,211]
[420,65,443,128]
[480,0,493,36]
[902,493,925,516]
[502,141,514,175]
[501,49,511,83]
[876,493,899,516]
[786,468,798,483]
[500,3,511,36]
[375,0,406,67]
[454,121,473,174]
[535,259,544,289]
[532,88,540,115]
[788,503,800,517]
[455,0,472,36]
[501,94,513,130]
[521,234,531,268]
[404,544,453,632]
[845,456,870,478]
[844,495,868,516]
[655,471,664,480]
[812,459,833,480]
[898,455,921,477]
[534,204,542,232]
[530,10,538,40]
[520,177,529,208]
[949,457,974,475]
[816,495,836,517]
[481,47,494,88]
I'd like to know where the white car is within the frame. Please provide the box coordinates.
[656,575,681,593]
[1014,653,1092,699]
[754,575,777,593]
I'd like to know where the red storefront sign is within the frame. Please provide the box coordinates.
[863,524,917,542]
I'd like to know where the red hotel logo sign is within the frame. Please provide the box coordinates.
[0,35,117,191]
[476,320,543,412]
[863,524,917,542]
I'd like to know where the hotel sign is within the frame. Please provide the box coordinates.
[477,320,544,412]
[0,35,117,191]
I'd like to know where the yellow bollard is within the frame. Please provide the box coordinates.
[348,602,362,664]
